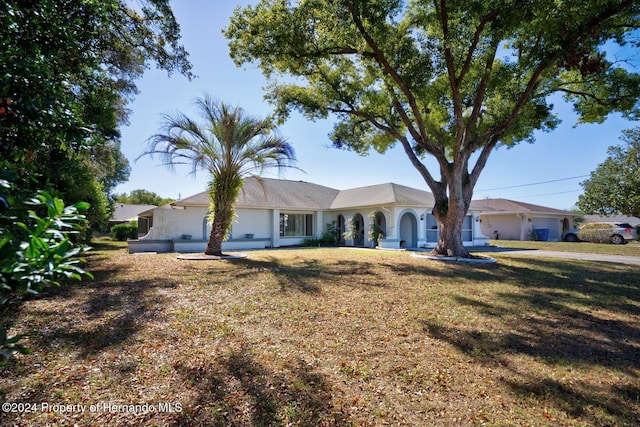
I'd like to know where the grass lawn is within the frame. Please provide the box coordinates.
[1,240,639,426]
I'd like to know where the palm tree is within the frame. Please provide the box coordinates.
[143,95,296,256]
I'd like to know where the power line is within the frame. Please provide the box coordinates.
[476,175,589,192]
[509,189,582,199]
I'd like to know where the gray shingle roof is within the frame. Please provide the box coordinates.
[172,178,574,215]
[472,198,574,215]
[173,178,436,211]
[173,177,339,210]
[330,183,434,209]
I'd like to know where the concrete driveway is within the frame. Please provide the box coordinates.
[475,247,640,266]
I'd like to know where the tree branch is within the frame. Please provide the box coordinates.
[457,9,501,83]
[480,0,635,147]
[330,105,442,191]
[435,0,464,148]
[344,0,432,151]
[555,88,611,105]
[464,38,499,151]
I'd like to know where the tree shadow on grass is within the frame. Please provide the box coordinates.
[191,256,390,294]
[25,266,177,358]
[502,371,640,423]
[0,258,181,417]
[421,257,640,425]
[172,345,351,426]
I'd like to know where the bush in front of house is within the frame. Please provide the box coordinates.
[302,222,338,246]
[110,222,138,241]
[577,223,615,243]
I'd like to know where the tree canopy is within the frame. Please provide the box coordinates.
[226,0,640,256]
[578,127,640,218]
[1,0,193,232]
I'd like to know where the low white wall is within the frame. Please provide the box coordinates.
[128,240,172,253]
[128,238,271,254]
[377,238,401,249]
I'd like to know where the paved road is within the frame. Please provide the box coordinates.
[480,248,640,266]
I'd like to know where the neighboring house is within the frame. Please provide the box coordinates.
[110,203,157,235]
[473,198,576,241]
[128,177,492,253]
[582,215,640,226]
[127,179,577,253]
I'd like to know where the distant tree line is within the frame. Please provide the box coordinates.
[114,190,174,207]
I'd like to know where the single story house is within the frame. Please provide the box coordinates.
[109,203,157,235]
[582,215,640,227]
[128,178,576,253]
[473,198,577,242]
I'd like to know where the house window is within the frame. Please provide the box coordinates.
[426,214,439,242]
[280,213,313,237]
[462,215,473,241]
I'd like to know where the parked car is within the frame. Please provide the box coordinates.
[562,222,638,244]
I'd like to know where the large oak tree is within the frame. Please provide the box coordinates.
[225,0,640,257]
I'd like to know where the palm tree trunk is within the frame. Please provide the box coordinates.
[204,173,243,256]
[205,215,226,256]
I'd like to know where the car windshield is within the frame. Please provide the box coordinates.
[616,223,634,228]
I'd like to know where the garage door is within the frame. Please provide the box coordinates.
[531,217,560,241]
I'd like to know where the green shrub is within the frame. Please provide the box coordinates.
[578,223,614,243]
[1,178,92,365]
[302,222,338,246]
[110,222,139,241]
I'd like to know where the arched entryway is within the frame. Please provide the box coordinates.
[353,213,365,246]
[372,211,387,245]
[399,212,417,248]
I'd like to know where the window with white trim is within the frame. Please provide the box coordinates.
[279,213,313,237]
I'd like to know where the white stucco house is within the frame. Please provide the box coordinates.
[129,177,490,253]
[127,178,576,253]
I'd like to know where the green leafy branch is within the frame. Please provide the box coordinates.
[1,178,92,365]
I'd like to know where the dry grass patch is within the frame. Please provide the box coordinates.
[1,241,638,426]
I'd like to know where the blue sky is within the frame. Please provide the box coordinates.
[115,1,634,210]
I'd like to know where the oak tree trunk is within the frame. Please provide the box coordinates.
[431,199,470,258]
[429,166,473,258]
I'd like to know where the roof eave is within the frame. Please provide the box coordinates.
[479,210,574,216]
